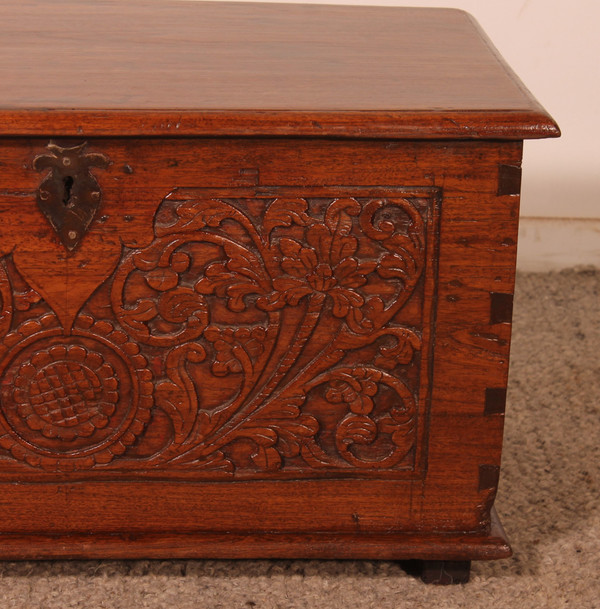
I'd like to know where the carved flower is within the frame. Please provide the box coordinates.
[13,345,118,441]
[204,326,266,376]
[116,249,209,347]
[261,212,376,324]
[324,368,379,415]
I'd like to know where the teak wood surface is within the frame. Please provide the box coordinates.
[0,0,558,573]
[0,0,559,139]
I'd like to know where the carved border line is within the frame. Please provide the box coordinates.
[0,185,441,482]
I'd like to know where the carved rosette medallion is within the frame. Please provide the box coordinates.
[0,180,439,480]
[12,345,118,442]
[0,314,152,470]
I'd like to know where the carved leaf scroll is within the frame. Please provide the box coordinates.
[0,186,439,480]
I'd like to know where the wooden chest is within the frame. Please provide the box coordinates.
[0,0,558,583]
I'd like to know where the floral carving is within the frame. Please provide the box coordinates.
[0,315,153,471]
[0,186,439,478]
[204,326,267,377]
[13,344,118,441]
[112,246,209,347]
[260,203,379,333]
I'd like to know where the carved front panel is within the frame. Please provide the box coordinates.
[0,179,439,480]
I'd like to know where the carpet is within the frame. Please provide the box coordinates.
[0,269,598,608]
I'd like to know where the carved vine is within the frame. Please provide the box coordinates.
[0,190,436,477]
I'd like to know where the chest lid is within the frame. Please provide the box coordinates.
[0,0,558,139]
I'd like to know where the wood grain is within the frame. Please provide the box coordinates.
[0,1,559,138]
[0,137,521,544]
[0,509,511,560]
[0,180,439,478]
[0,2,561,568]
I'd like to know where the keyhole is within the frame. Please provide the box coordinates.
[62,176,74,207]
